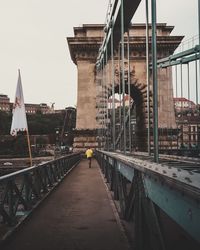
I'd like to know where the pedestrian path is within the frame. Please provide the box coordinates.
[2,158,130,250]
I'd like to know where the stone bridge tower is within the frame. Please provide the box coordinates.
[67,24,183,152]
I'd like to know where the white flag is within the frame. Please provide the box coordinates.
[10,70,28,136]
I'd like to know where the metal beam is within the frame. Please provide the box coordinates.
[158,53,200,68]
[97,0,142,66]
[144,176,200,244]
[96,150,200,243]
[151,0,159,163]
[145,0,151,156]
[157,45,200,68]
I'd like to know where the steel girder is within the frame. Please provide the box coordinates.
[96,150,200,247]
[0,154,81,228]
[96,0,142,66]
[156,45,200,68]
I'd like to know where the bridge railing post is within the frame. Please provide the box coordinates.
[0,153,81,229]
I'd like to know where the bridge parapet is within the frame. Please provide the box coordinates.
[0,153,81,241]
[96,150,200,249]
[67,23,183,152]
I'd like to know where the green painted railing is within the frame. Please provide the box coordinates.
[0,153,81,229]
[96,150,200,250]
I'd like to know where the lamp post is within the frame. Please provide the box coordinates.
[55,129,59,147]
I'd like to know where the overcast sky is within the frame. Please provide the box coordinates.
[0,0,198,109]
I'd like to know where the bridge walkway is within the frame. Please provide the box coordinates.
[2,158,130,250]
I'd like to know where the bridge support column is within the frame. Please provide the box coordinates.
[73,129,100,152]
[67,24,183,152]
[72,60,99,152]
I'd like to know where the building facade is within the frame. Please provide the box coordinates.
[175,110,200,149]
[174,97,196,111]
[174,98,200,150]
[0,94,11,112]
[0,94,52,114]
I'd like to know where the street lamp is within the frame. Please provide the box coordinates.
[55,129,59,147]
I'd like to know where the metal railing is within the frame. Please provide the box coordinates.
[94,1,200,249]
[0,153,81,229]
[95,0,200,162]
[96,150,200,250]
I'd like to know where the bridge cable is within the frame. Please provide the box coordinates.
[180,62,183,146]
[121,0,127,154]
[175,65,178,98]
[105,47,110,151]
[96,61,101,149]
[195,53,199,105]
[198,1,200,148]
[187,62,192,149]
[145,0,151,156]
[127,29,132,153]
[118,43,122,151]
[111,21,116,151]
[175,64,179,151]
[102,59,105,149]
[198,0,200,105]
[103,56,106,150]
[151,0,159,162]
[187,63,190,104]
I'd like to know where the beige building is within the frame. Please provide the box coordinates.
[176,115,200,148]
[25,103,52,114]
[107,95,133,109]
[0,94,52,114]
[174,97,196,111]
[174,99,200,148]
[0,94,11,112]
[67,24,183,151]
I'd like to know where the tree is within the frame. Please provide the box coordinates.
[13,134,28,156]
[0,111,12,135]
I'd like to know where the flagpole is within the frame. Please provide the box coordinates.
[18,69,32,167]
[11,69,33,167]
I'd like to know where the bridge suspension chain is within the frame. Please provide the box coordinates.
[95,0,155,158]
[96,0,199,160]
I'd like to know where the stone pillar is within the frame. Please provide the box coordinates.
[67,24,183,152]
[76,61,97,130]
[67,25,104,152]
[73,61,99,152]
[157,67,176,128]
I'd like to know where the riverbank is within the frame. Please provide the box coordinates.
[0,156,54,176]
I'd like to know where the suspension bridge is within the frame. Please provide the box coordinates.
[0,0,200,249]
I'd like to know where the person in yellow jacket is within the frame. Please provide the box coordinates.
[85,147,93,168]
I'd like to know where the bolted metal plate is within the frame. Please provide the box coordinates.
[116,161,134,182]
[144,175,200,243]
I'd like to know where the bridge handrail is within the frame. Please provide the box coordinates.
[156,45,200,68]
[96,0,142,66]
[134,151,200,164]
[0,153,81,231]
[0,153,80,182]
[96,150,200,244]
[97,150,200,195]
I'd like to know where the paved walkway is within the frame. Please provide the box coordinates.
[2,159,131,250]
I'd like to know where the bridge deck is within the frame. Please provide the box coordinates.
[2,159,130,250]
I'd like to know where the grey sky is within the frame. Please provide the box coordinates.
[0,0,198,109]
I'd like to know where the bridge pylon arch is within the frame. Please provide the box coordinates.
[67,24,182,152]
